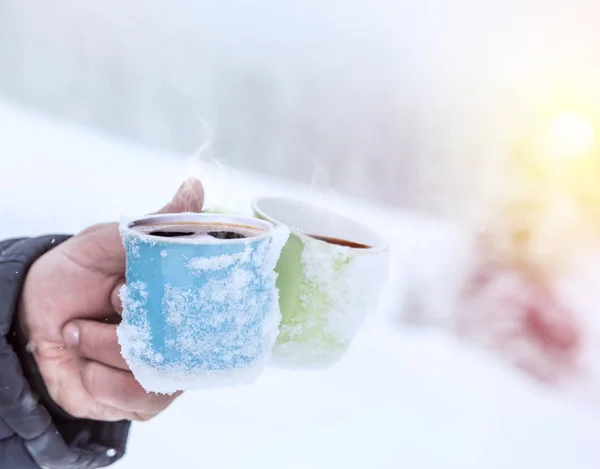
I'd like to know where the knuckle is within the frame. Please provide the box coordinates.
[57,383,90,419]
[82,362,102,398]
[32,340,62,361]
[133,412,157,422]
[67,402,90,419]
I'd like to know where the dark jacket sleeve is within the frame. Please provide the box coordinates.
[0,236,131,469]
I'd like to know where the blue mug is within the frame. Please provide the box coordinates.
[117,213,289,394]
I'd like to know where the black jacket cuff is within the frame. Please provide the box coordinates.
[1,236,131,468]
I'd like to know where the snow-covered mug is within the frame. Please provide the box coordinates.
[117,212,289,394]
[252,197,389,367]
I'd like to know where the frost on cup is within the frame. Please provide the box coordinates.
[117,213,289,394]
[252,197,389,367]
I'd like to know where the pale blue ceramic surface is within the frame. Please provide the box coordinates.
[121,213,277,374]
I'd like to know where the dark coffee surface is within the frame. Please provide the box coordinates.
[308,234,371,249]
[134,222,263,240]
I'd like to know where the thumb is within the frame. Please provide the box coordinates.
[63,319,128,370]
[157,177,205,214]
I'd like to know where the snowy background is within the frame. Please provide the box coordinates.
[2,1,600,467]
[3,0,600,216]
[1,98,599,469]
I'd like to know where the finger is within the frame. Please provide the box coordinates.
[157,177,204,214]
[81,361,180,416]
[110,278,126,314]
[63,320,129,371]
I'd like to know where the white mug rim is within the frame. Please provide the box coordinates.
[252,196,388,253]
[120,212,274,245]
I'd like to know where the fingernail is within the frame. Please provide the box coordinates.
[63,324,80,349]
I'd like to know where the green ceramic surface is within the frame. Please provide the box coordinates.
[254,210,354,365]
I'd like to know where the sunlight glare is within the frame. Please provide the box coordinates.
[547,112,595,159]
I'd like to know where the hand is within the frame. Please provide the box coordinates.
[19,178,205,422]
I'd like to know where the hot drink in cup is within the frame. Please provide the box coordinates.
[252,197,389,367]
[117,213,289,394]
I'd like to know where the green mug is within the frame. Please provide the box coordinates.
[252,196,389,367]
